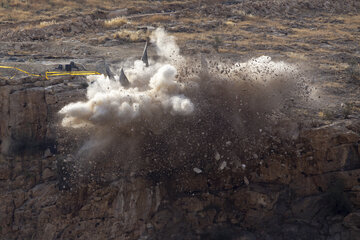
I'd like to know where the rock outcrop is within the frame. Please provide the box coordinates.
[0,76,359,240]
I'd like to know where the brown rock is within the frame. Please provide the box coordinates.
[7,87,47,155]
[344,212,360,231]
[300,123,360,174]
[42,168,55,181]
[107,9,128,19]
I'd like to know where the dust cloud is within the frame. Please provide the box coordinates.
[58,28,312,182]
[60,29,193,129]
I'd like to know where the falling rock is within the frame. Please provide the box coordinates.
[105,62,114,79]
[219,161,227,170]
[43,148,52,158]
[244,176,250,185]
[119,68,130,87]
[141,41,149,67]
[214,151,221,161]
[96,60,114,79]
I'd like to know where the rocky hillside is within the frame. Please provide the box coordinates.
[0,74,359,239]
[0,0,360,239]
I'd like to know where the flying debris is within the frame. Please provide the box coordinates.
[119,68,130,87]
[117,41,150,87]
[141,41,149,67]
[105,61,115,79]
[96,60,115,79]
[201,54,208,72]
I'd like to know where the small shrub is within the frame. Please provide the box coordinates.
[319,109,335,120]
[113,30,147,42]
[342,102,354,119]
[39,20,57,28]
[347,59,360,84]
[104,17,128,28]
[224,20,235,26]
[145,14,173,23]
[212,35,223,52]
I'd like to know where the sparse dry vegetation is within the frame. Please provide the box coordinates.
[1,1,360,240]
[0,0,128,22]
[16,20,58,31]
[39,20,57,28]
[113,30,148,42]
[143,14,174,23]
[97,35,111,44]
[104,17,128,28]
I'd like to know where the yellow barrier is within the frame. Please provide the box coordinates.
[0,66,101,80]
[0,65,41,78]
[45,71,101,80]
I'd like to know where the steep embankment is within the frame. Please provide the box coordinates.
[0,68,359,240]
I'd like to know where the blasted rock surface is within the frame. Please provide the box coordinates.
[0,78,360,240]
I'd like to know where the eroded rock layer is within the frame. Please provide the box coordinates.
[0,75,359,240]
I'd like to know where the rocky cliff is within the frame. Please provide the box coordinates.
[0,75,359,240]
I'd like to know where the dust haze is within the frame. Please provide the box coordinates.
[58,29,312,182]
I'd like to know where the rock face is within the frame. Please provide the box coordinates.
[0,77,360,240]
[1,87,47,155]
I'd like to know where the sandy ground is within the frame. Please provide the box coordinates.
[0,0,359,122]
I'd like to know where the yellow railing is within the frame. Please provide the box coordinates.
[45,71,101,79]
[0,65,41,78]
[0,66,101,80]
